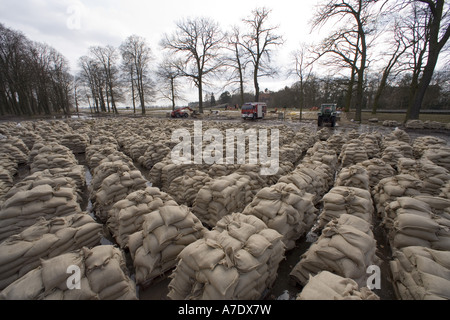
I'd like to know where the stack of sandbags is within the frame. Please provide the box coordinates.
[0,168,13,201]
[391,129,411,145]
[90,158,137,195]
[242,182,317,250]
[107,187,177,248]
[0,154,18,177]
[339,140,369,167]
[317,187,374,228]
[92,169,148,223]
[346,130,360,140]
[0,245,138,300]
[278,161,333,205]
[90,133,118,147]
[361,133,381,159]
[167,170,212,207]
[305,142,338,171]
[317,128,332,141]
[296,271,379,300]
[389,246,450,300]
[422,146,450,171]
[17,130,42,150]
[440,181,450,199]
[335,165,370,190]
[384,196,450,250]
[290,214,380,288]
[149,160,207,192]
[0,184,82,242]
[412,136,447,159]
[29,142,77,172]
[397,158,450,196]
[359,158,396,188]
[0,214,102,290]
[207,164,239,179]
[381,140,414,169]
[0,142,28,165]
[372,174,424,218]
[138,142,171,170]
[424,121,446,130]
[167,213,285,300]
[1,136,29,157]
[405,120,424,129]
[193,173,257,227]
[5,170,81,202]
[60,133,89,154]
[85,144,119,170]
[326,133,346,156]
[127,204,206,285]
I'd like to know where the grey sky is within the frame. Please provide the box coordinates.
[0,0,326,104]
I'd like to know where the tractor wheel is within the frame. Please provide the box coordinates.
[331,117,336,127]
[318,117,323,127]
[183,113,189,118]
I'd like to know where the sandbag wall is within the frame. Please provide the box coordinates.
[167,213,285,300]
[0,245,138,300]
[0,214,102,290]
[296,271,379,300]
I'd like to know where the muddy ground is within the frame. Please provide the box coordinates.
[6,112,450,300]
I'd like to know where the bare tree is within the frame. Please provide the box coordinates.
[120,35,154,115]
[241,7,284,102]
[223,26,249,106]
[291,44,314,120]
[90,45,120,114]
[407,0,450,120]
[156,56,184,111]
[372,20,409,114]
[161,17,225,114]
[312,0,387,122]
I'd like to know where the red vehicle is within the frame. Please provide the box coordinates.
[241,102,267,120]
[171,107,194,118]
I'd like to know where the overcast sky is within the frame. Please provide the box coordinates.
[0,0,327,105]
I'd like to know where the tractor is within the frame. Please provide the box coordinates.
[318,103,338,127]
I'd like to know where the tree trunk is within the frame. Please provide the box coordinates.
[198,76,203,114]
[254,64,259,102]
[170,77,176,111]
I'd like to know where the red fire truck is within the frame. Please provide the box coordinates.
[241,102,267,120]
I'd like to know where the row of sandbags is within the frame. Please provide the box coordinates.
[107,187,177,248]
[290,214,380,288]
[60,133,89,154]
[297,271,379,300]
[28,142,86,193]
[413,136,447,159]
[193,171,265,227]
[0,167,13,202]
[335,164,370,190]
[167,213,285,300]
[0,184,83,243]
[0,214,102,290]
[127,204,206,285]
[278,160,335,205]
[397,158,450,196]
[383,196,450,251]
[0,245,138,300]
[390,246,450,300]
[91,162,148,223]
[317,186,374,229]
[242,182,317,251]
[339,140,369,168]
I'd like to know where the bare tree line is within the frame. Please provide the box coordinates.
[0,23,72,116]
[0,2,448,121]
